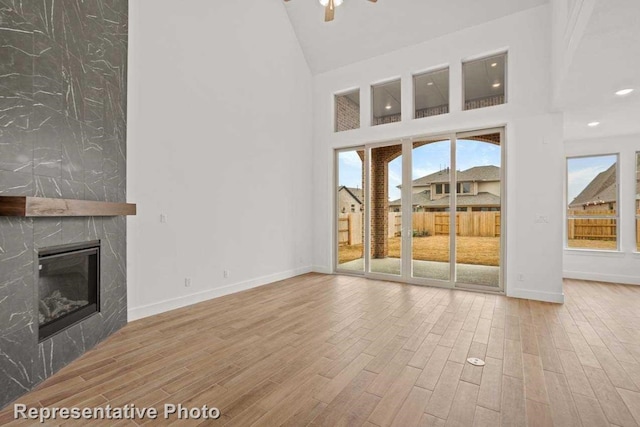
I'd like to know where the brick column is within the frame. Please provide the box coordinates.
[371,150,388,258]
[370,145,402,259]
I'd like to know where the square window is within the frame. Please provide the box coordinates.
[457,182,472,194]
[372,80,401,126]
[414,68,449,119]
[435,183,451,195]
[335,90,360,132]
[463,53,507,111]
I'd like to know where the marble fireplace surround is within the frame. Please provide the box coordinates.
[0,0,129,409]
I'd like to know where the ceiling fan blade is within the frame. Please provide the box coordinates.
[368,0,377,2]
[325,0,335,22]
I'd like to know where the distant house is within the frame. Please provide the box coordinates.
[389,165,501,212]
[338,186,363,213]
[569,162,640,211]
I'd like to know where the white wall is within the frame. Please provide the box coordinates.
[127,0,313,320]
[312,5,566,303]
[564,134,640,285]
[550,0,595,106]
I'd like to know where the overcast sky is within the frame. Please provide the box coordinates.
[567,155,616,203]
[338,139,501,201]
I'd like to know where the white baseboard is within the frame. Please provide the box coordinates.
[508,288,565,303]
[563,270,640,286]
[127,266,314,321]
[312,265,333,274]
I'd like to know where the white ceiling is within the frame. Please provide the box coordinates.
[560,0,640,140]
[282,0,548,74]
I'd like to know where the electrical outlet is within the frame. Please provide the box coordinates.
[160,213,167,223]
[535,214,549,224]
[518,274,525,282]
[185,278,191,287]
[223,270,229,279]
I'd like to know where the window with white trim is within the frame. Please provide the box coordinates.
[463,53,507,111]
[372,80,401,126]
[636,152,639,251]
[414,68,449,119]
[567,155,618,250]
[335,90,360,132]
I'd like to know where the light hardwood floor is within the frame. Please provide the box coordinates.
[2,273,640,426]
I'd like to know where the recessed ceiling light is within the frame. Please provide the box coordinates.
[615,88,634,96]
[385,104,392,110]
[427,82,434,86]
[492,82,501,88]
[491,63,498,67]
[587,121,600,127]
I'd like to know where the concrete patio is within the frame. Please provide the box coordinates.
[338,257,500,287]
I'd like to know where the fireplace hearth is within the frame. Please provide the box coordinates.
[38,241,101,341]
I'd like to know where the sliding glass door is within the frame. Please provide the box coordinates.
[411,138,452,282]
[335,128,504,292]
[454,130,503,290]
[336,149,365,273]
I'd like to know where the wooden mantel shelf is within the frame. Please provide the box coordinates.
[0,196,136,217]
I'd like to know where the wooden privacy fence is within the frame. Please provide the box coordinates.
[338,213,363,245]
[412,212,501,237]
[341,210,637,243]
[339,212,501,245]
[390,213,402,238]
[567,218,617,241]
[567,210,617,241]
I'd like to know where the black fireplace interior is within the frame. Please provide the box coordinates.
[38,241,101,341]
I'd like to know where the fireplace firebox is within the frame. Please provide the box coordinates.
[38,241,100,341]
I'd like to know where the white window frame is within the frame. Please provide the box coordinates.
[566,154,620,252]
[412,66,450,120]
[371,78,402,127]
[636,152,640,252]
[462,51,508,111]
[334,88,360,133]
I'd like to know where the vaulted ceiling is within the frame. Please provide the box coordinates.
[282,0,548,74]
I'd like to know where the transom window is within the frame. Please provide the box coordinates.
[372,80,401,126]
[335,90,360,132]
[414,68,449,119]
[463,53,507,111]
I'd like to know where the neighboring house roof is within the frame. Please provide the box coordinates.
[569,164,617,207]
[390,191,500,208]
[339,186,363,204]
[409,165,500,187]
[390,191,433,207]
